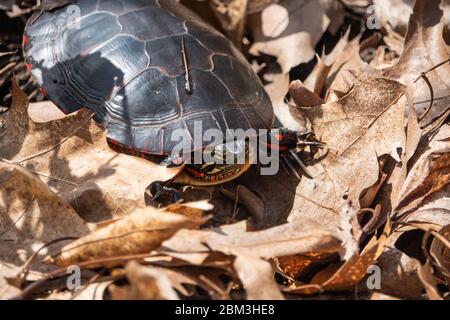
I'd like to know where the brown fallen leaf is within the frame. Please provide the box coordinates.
[382,0,450,128]
[159,218,341,299]
[288,74,406,237]
[248,0,329,73]
[373,245,423,299]
[0,79,178,221]
[110,261,179,300]
[285,221,390,295]
[394,124,450,224]
[374,0,450,43]
[234,255,284,299]
[430,224,450,286]
[322,32,366,98]
[27,101,66,123]
[160,219,342,260]
[208,0,249,45]
[71,280,113,300]
[48,208,205,268]
[369,292,401,300]
[289,80,325,108]
[418,260,443,300]
[0,276,20,299]
[0,162,92,278]
[247,0,278,14]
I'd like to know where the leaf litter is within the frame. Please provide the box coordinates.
[0,0,449,300]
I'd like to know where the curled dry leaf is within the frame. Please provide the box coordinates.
[430,225,450,286]
[72,280,113,300]
[418,260,443,300]
[27,101,66,123]
[288,74,406,236]
[234,255,284,300]
[208,0,249,45]
[319,31,366,98]
[0,79,178,222]
[0,276,20,299]
[285,222,390,295]
[382,0,450,128]
[373,246,423,299]
[288,80,325,108]
[109,261,179,300]
[162,219,341,260]
[48,208,205,268]
[0,162,92,278]
[0,1,14,11]
[394,124,450,224]
[247,0,278,14]
[160,219,341,298]
[374,0,450,43]
[248,0,329,73]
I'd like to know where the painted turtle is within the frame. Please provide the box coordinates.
[23,0,319,203]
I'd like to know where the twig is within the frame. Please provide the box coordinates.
[0,62,16,76]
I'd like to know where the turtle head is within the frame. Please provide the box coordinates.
[173,139,254,186]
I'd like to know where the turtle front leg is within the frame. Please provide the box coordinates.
[148,180,183,205]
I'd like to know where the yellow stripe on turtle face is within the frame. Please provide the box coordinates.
[173,141,256,186]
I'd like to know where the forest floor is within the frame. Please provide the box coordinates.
[0,0,450,300]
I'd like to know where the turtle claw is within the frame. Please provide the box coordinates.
[288,150,314,179]
[149,181,183,205]
[281,153,314,180]
[281,155,302,180]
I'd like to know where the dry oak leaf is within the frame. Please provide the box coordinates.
[311,30,366,98]
[0,80,177,221]
[70,280,113,300]
[208,0,249,45]
[288,74,406,233]
[247,0,278,14]
[372,245,423,299]
[0,162,92,277]
[382,0,450,128]
[248,0,329,73]
[162,219,341,260]
[418,260,443,300]
[48,207,205,268]
[110,261,179,300]
[374,0,450,43]
[0,276,20,299]
[285,221,390,295]
[430,224,450,286]
[161,219,341,299]
[394,124,450,224]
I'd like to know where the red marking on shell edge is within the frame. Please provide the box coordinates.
[275,134,283,141]
[266,143,288,152]
[185,167,204,178]
[25,63,32,72]
[22,35,28,46]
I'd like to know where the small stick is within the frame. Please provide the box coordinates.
[181,36,192,94]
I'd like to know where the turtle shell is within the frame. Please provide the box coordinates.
[23,0,274,155]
